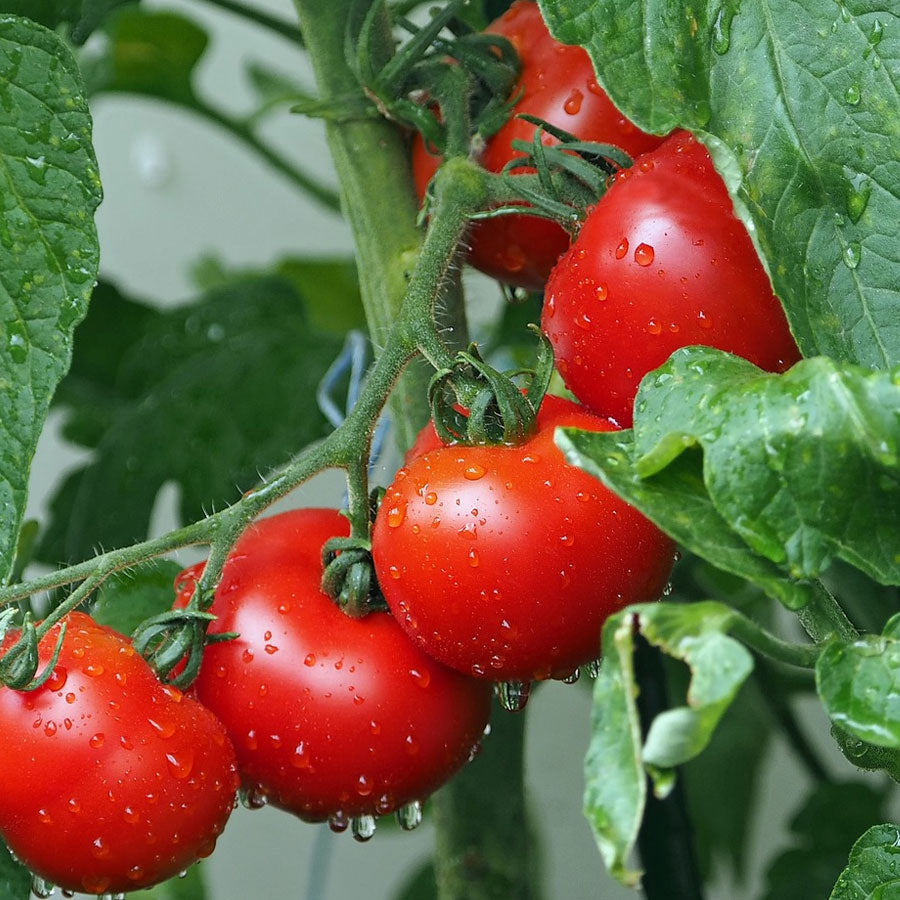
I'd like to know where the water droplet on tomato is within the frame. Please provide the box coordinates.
[386,505,406,527]
[67,798,81,814]
[587,78,604,96]
[496,681,531,712]
[46,667,67,691]
[126,866,145,882]
[562,669,581,684]
[697,310,713,329]
[264,644,279,655]
[397,800,423,831]
[304,653,316,667]
[503,244,527,272]
[424,491,438,506]
[123,806,140,824]
[404,734,420,755]
[31,876,56,899]
[44,722,57,737]
[389,565,401,580]
[634,243,655,266]
[165,749,194,779]
[65,692,76,704]
[239,786,268,810]
[615,238,629,259]
[647,319,662,335]
[38,808,52,824]
[84,663,104,678]
[468,549,480,567]
[563,88,583,114]
[91,837,110,859]
[463,464,486,480]
[89,732,105,748]
[291,742,312,769]
[356,775,373,797]
[81,875,111,894]
[595,283,608,301]
[328,811,349,833]
[409,668,431,688]
[352,814,376,842]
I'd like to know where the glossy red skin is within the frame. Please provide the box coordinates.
[0,612,238,895]
[411,0,665,290]
[373,398,675,681]
[542,130,802,426]
[178,509,491,822]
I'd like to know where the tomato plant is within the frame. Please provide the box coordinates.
[411,0,664,290]
[373,396,675,681]
[176,509,492,827]
[0,1,897,898]
[542,131,802,426]
[0,612,238,895]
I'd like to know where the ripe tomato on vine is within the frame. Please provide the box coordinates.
[0,613,238,896]
[542,131,802,426]
[372,396,675,682]
[176,509,492,831]
[412,0,665,290]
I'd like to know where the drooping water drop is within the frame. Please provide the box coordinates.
[586,659,602,678]
[845,171,871,223]
[328,810,349,833]
[496,680,531,712]
[30,874,55,898]
[711,5,735,55]
[562,669,581,685]
[396,799,423,831]
[351,814,376,842]
[238,785,268,810]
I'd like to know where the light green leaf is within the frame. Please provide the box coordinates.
[830,824,900,899]
[0,0,131,42]
[538,0,900,370]
[584,601,753,885]
[143,863,207,900]
[0,17,101,582]
[817,614,900,749]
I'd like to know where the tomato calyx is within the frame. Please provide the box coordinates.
[349,0,520,157]
[132,607,236,688]
[428,328,553,445]
[320,533,387,618]
[0,610,67,691]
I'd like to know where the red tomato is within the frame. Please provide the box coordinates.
[542,130,802,426]
[411,0,666,290]
[372,397,675,681]
[0,612,237,895]
[177,509,491,824]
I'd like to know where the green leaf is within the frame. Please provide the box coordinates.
[584,601,753,885]
[557,428,812,610]
[559,348,900,604]
[39,274,343,564]
[143,863,207,900]
[394,858,438,900]
[830,824,900,900]
[91,559,183,636]
[764,782,887,900]
[0,840,30,900]
[0,18,101,583]
[80,7,208,105]
[817,614,900,749]
[0,0,131,42]
[538,0,900,370]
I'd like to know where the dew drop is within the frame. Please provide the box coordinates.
[328,811,349,833]
[351,814,376,842]
[496,680,531,712]
[562,669,581,684]
[586,659,602,678]
[122,806,139,825]
[697,310,713,329]
[844,84,861,105]
[44,722,57,737]
[424,491,438,505]
[291,742,312,769]
[148,718,176,739]
[563,88,583,115]
[647,319,662,335]
[304,653,316,667]
[84,663,104,678]
[386,505,406,527]
[843,242,862,269]
[711,5,735,54]
[45,668,67,691]
[239,786,268,810]
[357,775,373,796]
[89,733,105,749]
[595,283,608,301]
[31,875,55,898]
[409,668,431,688]
[165,749,194,780]
[396,799,423,831]
[468,549,480,568]
[615,238,629,259]
[91,837,110,859]
[634,243,655,266]
[463,464,486,481]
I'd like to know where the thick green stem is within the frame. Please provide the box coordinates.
[291,0,434,452]
[433,699,541,900]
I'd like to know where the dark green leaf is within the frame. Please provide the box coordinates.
[0,840,30,900]
[0,18,101,582]
[143,863,207,900]
[830,824,900,900]
[273,258,366,335]
[538,0,900,369]
[39,274,343,564]
[394,858,438,900]
[557,428,812,609]
[0,0,131,42]
[817,614,900,749]
[91,559,183,636]
[765,782,887,900]
[585,600,753,885]
[80,7,208,105]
